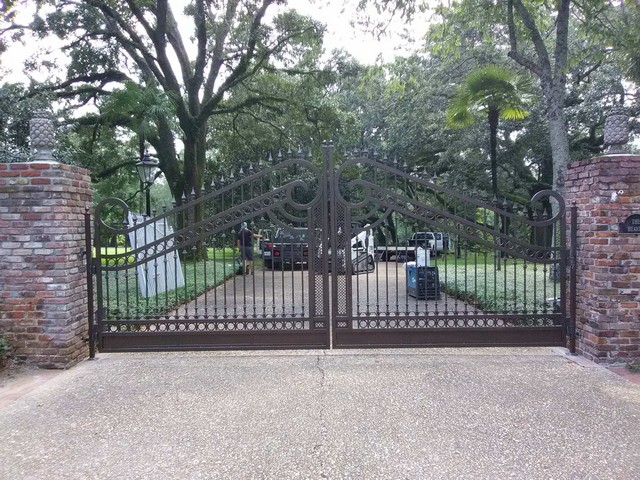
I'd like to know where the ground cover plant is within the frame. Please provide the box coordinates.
[99,248,246,319]
[0,336,9,367]
[434,252,561,315]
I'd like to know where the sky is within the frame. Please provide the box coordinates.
[291,0,428,64]
[0,1,429,84]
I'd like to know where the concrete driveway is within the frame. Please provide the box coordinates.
[177,262,474,319]
[1,347,639,479]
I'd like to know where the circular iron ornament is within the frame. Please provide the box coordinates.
[95,197,131,233]
[530,190,565,225]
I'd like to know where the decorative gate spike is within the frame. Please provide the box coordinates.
[190,187,196,201]
[297,146,303,158]
[248,163,254,173]
[220,174,225,187]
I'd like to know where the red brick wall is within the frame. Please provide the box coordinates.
[0,162,92,368]
[566,155,640,363]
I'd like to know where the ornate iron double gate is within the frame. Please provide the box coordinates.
[88,144,576,352]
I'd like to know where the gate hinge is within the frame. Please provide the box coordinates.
[90,260,98,275]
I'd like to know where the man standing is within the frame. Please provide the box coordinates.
[236,222,262,274]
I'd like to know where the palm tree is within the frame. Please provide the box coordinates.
[446,65,532,199]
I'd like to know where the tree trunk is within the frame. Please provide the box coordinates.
[150,116,183,204]
[488,107,499,199]
[546,96,570,197]
[181,125,209,260]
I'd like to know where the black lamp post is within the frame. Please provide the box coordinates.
[135,151,159,217]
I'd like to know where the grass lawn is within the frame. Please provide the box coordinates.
[434,253,562,314]
[100,254,241,319]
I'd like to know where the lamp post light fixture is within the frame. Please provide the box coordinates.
[135,151,159,217]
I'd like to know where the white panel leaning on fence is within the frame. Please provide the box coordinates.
[128,212,185,298]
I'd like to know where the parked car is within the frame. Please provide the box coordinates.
[262,227,309,269]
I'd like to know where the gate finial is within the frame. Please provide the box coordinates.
[30,110,55,161]
[604,104,630,154]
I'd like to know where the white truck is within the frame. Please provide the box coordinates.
[374,231,447,261]
[318,224,376,274]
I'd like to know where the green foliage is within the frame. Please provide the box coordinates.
[0,83,52,157]
[0,336,9,365]
[446,65,532,128]
[102,258,237,319]
[440,257,559,314]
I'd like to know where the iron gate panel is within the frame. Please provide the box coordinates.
[92,150,330,351]
[89,144,574,352]
[327,145,570,348]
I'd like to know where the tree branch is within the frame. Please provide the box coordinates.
[553,0,570,85]
[191,0,207,98]
[204,0,241,100]
[508,0,551,82]
[92,159,137,181]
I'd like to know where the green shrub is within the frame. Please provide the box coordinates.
[0,336,9,366]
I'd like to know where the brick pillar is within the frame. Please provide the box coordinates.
[0,162,93,368]
[565,155,640,364]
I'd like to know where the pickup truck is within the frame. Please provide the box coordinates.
[262,227,309,270]
[408,232,438,252]
[374,231,446,261]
